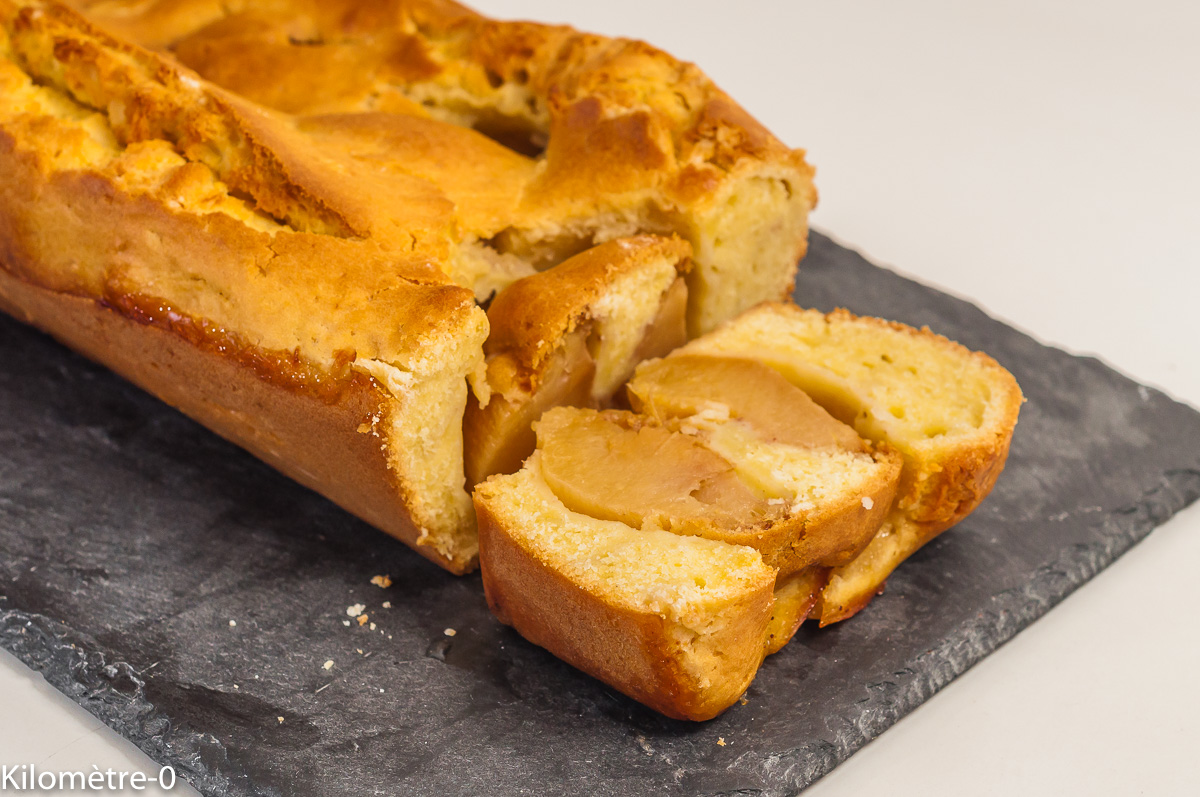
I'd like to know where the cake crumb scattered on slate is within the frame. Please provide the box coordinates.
[228,620,236,627]
[357,614,369,626]
[444,628,457,637]
[717,738,726,747]
[381,601,391,609]
[370,575,392,588]
[346,603,366,617]
[323,660,334,670]
[277,717,284,724]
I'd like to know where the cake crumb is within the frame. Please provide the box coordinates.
[717,737,726,747]
[342,620,351,627]
[369,622,377,631]
[346,603,366,617]
[862,496,874,510]
[358,614,369,626]
[370,574,392,589]
[381,601,392,609]
[443,628,457,637]
[790,498,814,514]
[323,660,335,671]
[277,717,284,724]
[228,620,237,627]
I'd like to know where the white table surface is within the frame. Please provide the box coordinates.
[2,1,1197,793]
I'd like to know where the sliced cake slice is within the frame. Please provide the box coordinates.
[464,235,691,486]
[680,304,1023,624]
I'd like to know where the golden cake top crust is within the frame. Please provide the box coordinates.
[70,0,805,175]
[0,0,490,377]
[66,0,818,331]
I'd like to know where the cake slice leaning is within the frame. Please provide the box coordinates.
[464,235,691,487]
[680,304,1023,624]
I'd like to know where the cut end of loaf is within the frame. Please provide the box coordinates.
[684,169,814,336]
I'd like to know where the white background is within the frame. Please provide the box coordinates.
[2,1,1198,793]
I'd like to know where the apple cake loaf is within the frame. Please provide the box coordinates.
[0,0,815,571]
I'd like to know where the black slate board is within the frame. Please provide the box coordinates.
[2,232,1199,797]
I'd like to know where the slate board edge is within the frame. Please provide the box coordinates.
[0,607,261,797]
[3,468,1198,797]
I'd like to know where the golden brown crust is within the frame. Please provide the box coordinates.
[0,1,483,364]
[67,0,817,333]
[72,0,804,179]
[0,264,476,573]
[483,235,691,390]
[5,1,423,243]
[814,414,1017,626]
[815,574,886,627]
[476,490,773,721]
